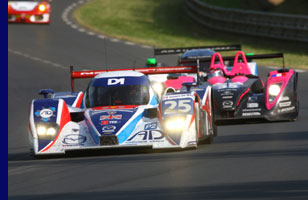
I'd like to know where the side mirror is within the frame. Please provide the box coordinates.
[39,89,54,99]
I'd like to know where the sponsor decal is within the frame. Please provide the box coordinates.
[242,112,261,116]
[107,78,125,85]
[164,94,191,99]
[222,96,233,99]
[242,108,261,112]
[280,96,290,101]
[249,96,258,101]
[102,125,116,132]
[279,101,291,108]
[220,90,233,96]
[40,109,53,118]
[62,134,87,146]
[100,114,122,120]
[188,141,197,145]
[107,111,116,115]
[247,103,259,108]
[35,107,56,122]
[108,121,119,124]
[144,122,158,130]
[127,130,164,142]
[222,101,233,108]
[278,106,295,113]
[216,82,242,90]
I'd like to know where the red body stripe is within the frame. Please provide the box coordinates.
[237,88,250,106]
[74,92,84,108]
[71,66,197,79]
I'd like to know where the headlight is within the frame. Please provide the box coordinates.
[36,123,59,139]
[152,82,164,96]
[38,4,46,12]
[47,128,56,136]
[268,84,281,96]
[164,116,186,133]
[37,126,47,136]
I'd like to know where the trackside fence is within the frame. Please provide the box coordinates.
[184,0,308,43]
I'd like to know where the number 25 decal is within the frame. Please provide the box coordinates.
[164,99,192,113]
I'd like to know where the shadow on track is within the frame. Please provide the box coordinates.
[8,180,308,200]
[216,130,308,144]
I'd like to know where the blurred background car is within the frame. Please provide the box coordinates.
[8,0,51,24]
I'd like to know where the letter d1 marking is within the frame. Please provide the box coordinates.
[107,78,125,85]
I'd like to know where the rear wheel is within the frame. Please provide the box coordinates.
[290,73,299,121]
[194,102,200,145]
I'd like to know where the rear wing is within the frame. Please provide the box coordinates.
[154,44,241,56]
[70,65,197,91]
[180,52,285,65]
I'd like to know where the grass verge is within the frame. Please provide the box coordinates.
[74,0,308,69]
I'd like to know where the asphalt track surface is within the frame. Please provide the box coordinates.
[8,1,308,199]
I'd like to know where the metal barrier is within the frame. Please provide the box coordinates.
[185,0,308,43]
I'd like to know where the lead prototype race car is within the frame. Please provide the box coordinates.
[8,0,51,24]
[28,66,216,156]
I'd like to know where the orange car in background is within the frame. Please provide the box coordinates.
[8,0,50,24]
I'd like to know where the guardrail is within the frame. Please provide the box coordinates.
[184,0,308,43]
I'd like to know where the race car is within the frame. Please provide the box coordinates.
[8,0,51,24]
[185,51,299,124]
[28,66,216,156]
[146,44,243,96]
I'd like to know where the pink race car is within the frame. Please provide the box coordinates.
[8,0,51,24]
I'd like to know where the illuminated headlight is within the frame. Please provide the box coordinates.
[36,123,59,139]
[164,116,186,133]
[268,83,282,103]
[268,84,281,96]
[47,128,56,136]
[38,4,46,12]
[37,126,47,136]
[152,82,164,96]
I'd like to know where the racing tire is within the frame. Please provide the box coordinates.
[194,102,200,146]
[290,73,299,122]
[211,90,217,137]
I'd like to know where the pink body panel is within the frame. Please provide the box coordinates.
[230,51,252,76]
[232,76,248,83]
[208,76,227,85]
[164,76,195,90]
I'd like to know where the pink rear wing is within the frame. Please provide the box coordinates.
[70,65,197,91]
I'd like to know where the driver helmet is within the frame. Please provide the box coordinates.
[208,68,224,79]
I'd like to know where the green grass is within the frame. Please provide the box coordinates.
[74,0,308,69]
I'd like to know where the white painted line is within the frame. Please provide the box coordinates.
[78,28,85,32]
[97,35,105,39]
[141,45,152,49]
[8,48,67,70]
[87,32,95,36]
[62,0,154,50]
[71,24,78,29]
[110,38,119,42]
[125,41,136,46]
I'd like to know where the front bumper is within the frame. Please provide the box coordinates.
[8,13,50,24]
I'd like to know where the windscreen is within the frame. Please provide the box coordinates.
[85,76,150,108]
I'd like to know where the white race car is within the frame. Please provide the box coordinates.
[28,66,216,156]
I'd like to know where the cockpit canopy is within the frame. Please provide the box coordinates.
[85,75,150,108]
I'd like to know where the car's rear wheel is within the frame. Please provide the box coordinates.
[194,102,200,146]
